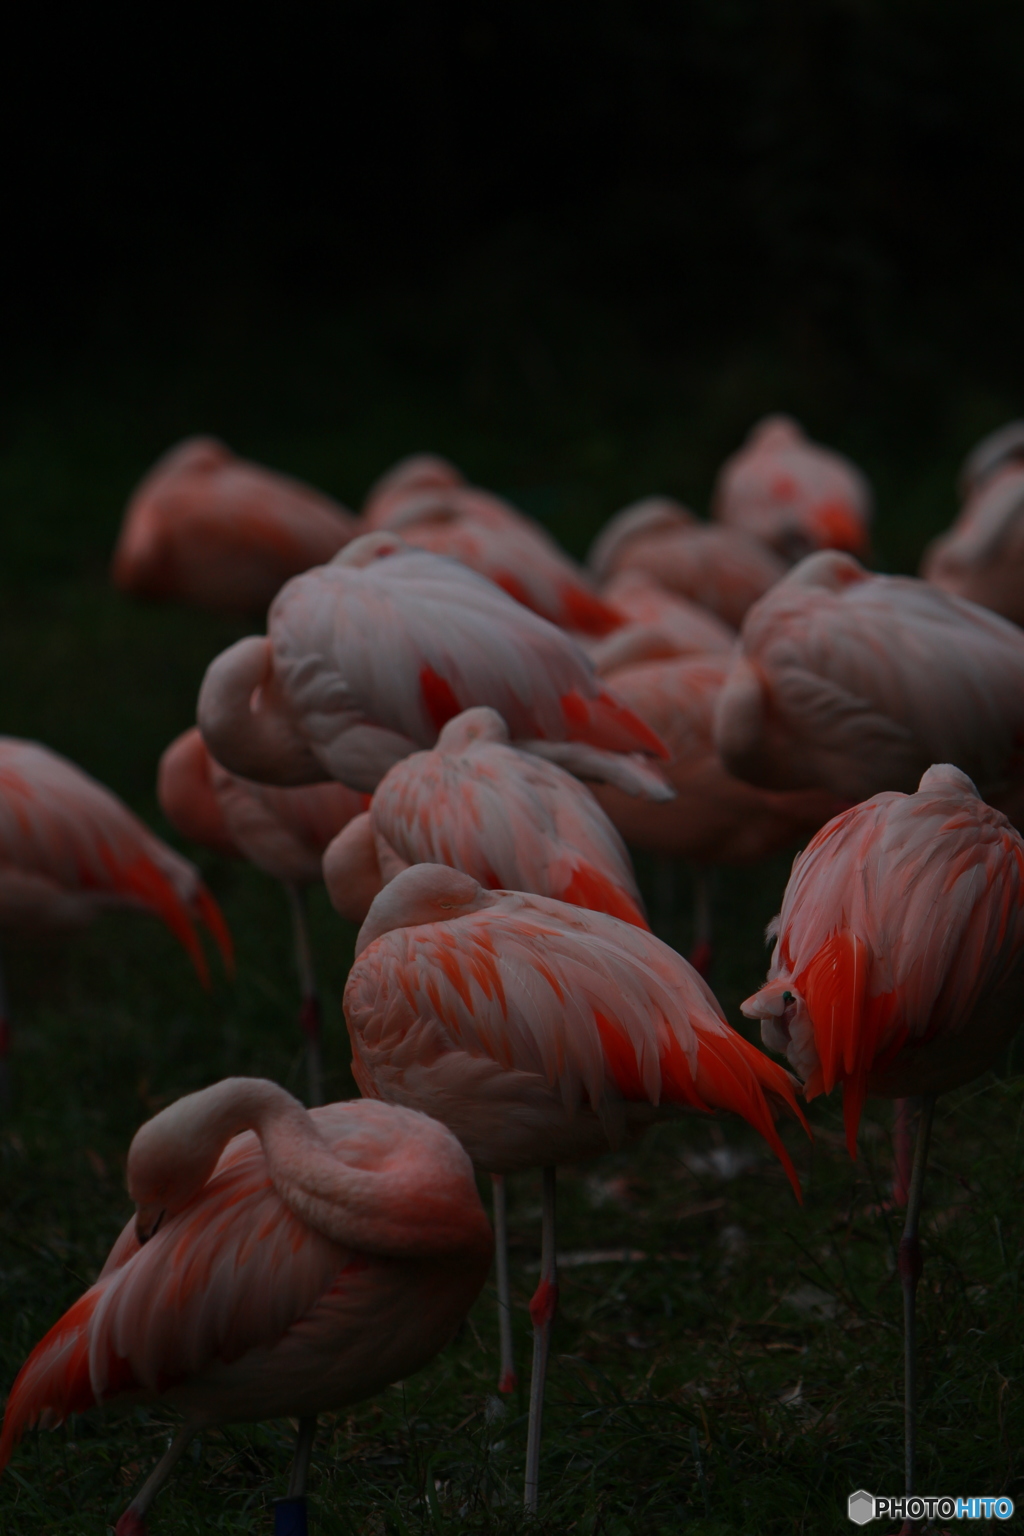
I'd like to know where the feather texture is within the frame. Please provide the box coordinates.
[742,764,1024,1153]
[344,876,807,1192]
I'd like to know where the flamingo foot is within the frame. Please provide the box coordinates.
[273,1495,309,1535]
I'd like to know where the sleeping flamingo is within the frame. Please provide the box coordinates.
[324,704,650,1390]
[741,765,1024,1522]
[323,707,648,930]
[112,437,359,616]
[374,492,621,635]
[0,738,231,1097]
[344,863,809,1510]
[589,656,846,971]
[957,418,1024,499]
[713,551,1024,819]
[921,457,1024,627]
[361,451,465,527]
[158,728,368,1105]
[0,1078,492,1535]
[712,415,873,561]
[197,532,671,798]
[585,569,735,674]
[587,498,787,628]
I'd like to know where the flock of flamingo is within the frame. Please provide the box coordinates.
[0,414,1022,1533]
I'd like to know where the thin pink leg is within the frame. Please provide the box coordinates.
[893,1097,914,1207]
[524,1166,557,1512]
[492,1174,517,1393]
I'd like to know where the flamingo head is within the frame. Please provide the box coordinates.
[436,707,510,753]
[355,863,492,956]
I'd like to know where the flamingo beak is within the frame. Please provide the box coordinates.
[135,1206,167,1245]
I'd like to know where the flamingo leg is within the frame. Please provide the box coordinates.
[523,1165,557,1513]
[114,1422,196,1534]
[274,1415,317,1535]
[284,882,323,1108]
[689,865,713,979]
[892,1097,913,1207]
[898,1094,936,1536]
[492,1174,517,1393]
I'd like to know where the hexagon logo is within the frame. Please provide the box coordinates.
[848,1490,875,1525]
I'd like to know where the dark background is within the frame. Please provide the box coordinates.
[3,0,1024,574]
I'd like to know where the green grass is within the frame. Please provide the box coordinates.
[0,304,1023,1532]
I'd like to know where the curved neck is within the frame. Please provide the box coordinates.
[137,1078,485,1260]
[197,637,324,785]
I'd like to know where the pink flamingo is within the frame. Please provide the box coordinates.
[585,569,735,674]
[712,415,873,561]
[361,451,465,528]
[588,657,845,972]
[0,738,231,1095]
[957,418,1024,499]
[588,497,787,628]
[922,458,1024,627]
[324,703,650,1387]
[112,437,359,616]
[322,706,649,930]
[374,492,621,635]
[0,1077,492,1534]
[197,531,671,797]
[714,551,1024,820]
[741,765,1024,1528]
[344,862,809,1510]
[158,728,368,1104]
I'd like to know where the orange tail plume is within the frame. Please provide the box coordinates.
[98,846,222,988]
[0,1292,101,1472]
[795,929,902,1158]
[560,863,650,930]
[688,1028,810,1202]
[559,688,670,759]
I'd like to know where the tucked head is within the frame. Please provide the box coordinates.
[127,1077,290,1242]
[331,531,408,568]
[437,707,510,753]
[355,863,489,955]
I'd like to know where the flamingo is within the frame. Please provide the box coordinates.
[371,492,621,635]
[361,451,465,528]
[711,415,873,561]
[587,496,699,582]
[585,569,735,674]
[741,764,1024,1526]
[713,551,1024,820]
[588,656,846,972]
[587,499,787,628]
[158,728,368,1105]
[0,738,231,1097]
[197,531,672,798]
[0,1077,492,1534]
[323,707,648,930]
[921,458,1024,627]
[324,703,649,1388]
[112,437,359,616]
[343,862,810,1510]
[956,418,1024,499]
